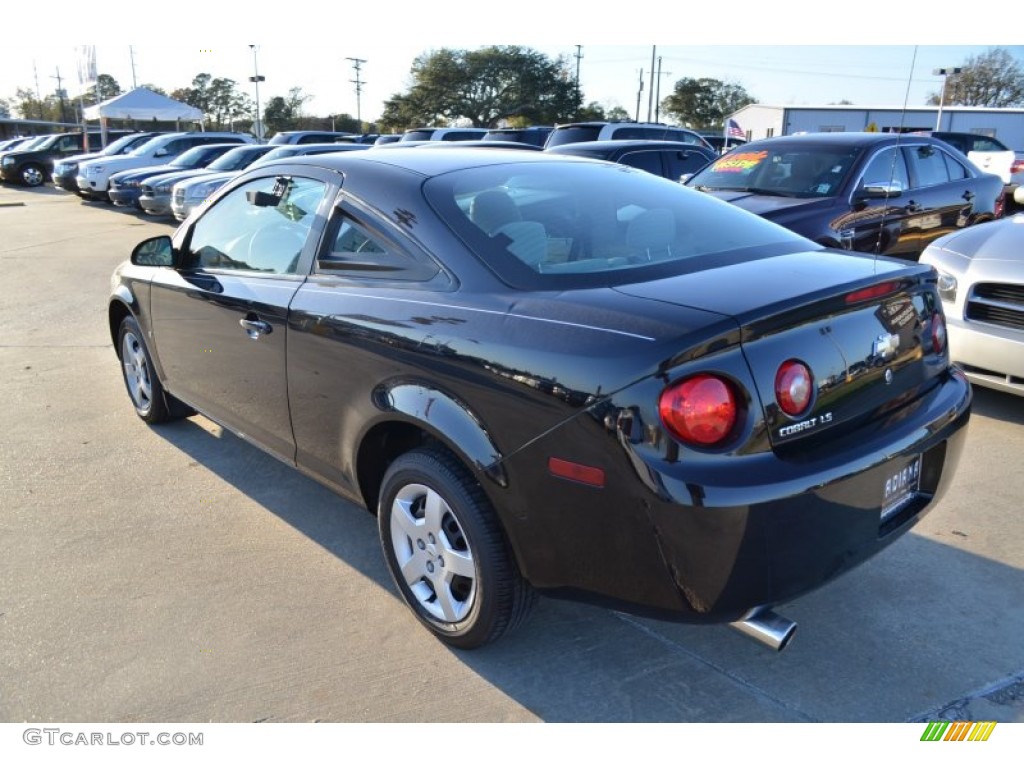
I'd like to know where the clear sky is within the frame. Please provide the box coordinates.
[2,7,1020,125]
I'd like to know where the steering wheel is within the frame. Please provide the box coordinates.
[244,224,308,274]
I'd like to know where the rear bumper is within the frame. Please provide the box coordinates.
[500,367,972,622]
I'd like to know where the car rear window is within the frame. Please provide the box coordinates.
[544,126,603,147]
[424,160,811,290]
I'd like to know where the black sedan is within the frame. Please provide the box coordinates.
[110,149,971,650]
[685,132,1004,260]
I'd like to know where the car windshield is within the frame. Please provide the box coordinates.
[104,134,155,155]
[170,146,224,168]
[129,136,177,157]
[206,146,272,171]
[425,159,812,290]
[688,143,861,198]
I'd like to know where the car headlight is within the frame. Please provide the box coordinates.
[154,183,173,194]
[936,271,958,303]
[190,181,224,198]
[119,179,140,189]
[1,157,14,167]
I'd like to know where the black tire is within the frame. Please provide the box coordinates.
[117,315,191,424]
[20,163,46,187]
[378,447,535,649]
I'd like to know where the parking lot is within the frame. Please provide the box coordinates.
[1,183,1023,723]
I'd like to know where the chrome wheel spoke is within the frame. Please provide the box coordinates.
[399,555,424,588]
[432,580,463,622]
[442,546,474,580]
[422,488,446,532]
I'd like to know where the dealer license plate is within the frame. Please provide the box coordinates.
[880,455,921,522]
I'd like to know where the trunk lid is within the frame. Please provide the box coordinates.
[616,250,947,447]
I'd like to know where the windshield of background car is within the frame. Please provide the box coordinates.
[207,146,274,171]
[425,160,814,290]
[103,134,151,155]
[129,136,177,157]
[688,143,862,199]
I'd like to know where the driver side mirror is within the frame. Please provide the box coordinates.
[131,235,174,267]
[858,181,904,199]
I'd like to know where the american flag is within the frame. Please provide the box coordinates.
[725,118,745,140]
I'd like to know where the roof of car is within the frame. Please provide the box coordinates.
[260,146,587,177]
[739,132,944,148]
[548,139,716,152]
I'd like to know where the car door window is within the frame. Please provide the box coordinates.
[186,176,327,275]
[907,145,951,188]
[941,150,969,181]
[619,151,665,176]
[860,147,910,191]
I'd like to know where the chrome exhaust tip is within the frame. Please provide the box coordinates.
[730,606,797,652]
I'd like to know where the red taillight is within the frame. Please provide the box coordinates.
[1011,158,1024,174]
[775,360,813,416]
[931,312,947,354]
[845,281,899,304]
[659,374,737,446]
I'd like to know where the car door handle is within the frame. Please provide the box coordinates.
[906,200,922,213]
[962,190,975,202]
[239,317,273,339]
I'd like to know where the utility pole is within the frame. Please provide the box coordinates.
[129,46,138,88]
[33,60,44,119]
[635,68,644,122]
[346,57,366,131]
[647,46,656,122]
[574,45,583,118]
[654,57,668,123]
[51,67,68,123]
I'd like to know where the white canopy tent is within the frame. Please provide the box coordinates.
[82,87,204,144]
[83,87,204,123]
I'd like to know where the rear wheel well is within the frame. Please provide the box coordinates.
[357,422,439,514]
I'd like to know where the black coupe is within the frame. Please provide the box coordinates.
[109,148,971,650]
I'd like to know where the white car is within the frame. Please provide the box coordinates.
[930,131,1015,185]
[920,214,1024,397]
[76,131,254,199]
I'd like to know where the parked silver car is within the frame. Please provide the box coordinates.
[921,215,1024,396]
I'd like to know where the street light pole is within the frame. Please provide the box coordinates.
[933,67,961,132]
[249,45,266,141]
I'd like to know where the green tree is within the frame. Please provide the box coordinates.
[172,74,252,130]
[927,47,1024,107]
[605,105,630,121]
[381,46,580,129]
[262,87,313,133]
[660,77,755,130]
[11,87,61,121]
[84,74,122,105]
